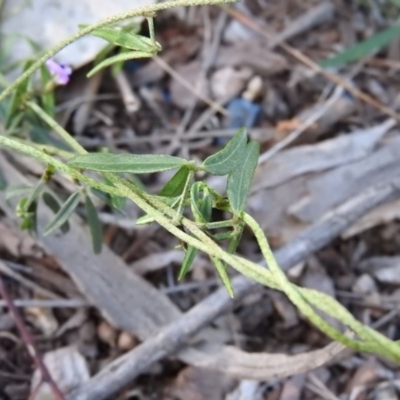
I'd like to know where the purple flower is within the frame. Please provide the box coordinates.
[45,58,72,85]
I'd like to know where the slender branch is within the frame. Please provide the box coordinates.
[0,274,65,400]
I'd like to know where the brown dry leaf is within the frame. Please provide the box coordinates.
[30,346,89,399]
[165,367,234,400]
[345,358,380,394]
[343,199,400,238]
[249,120,396,244]
[276,118,303,133]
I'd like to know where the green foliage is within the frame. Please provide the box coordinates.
[68,153,190,173]
[87,26,159,53]
[40,65,55,118]
[159,167,191,197]
[6,184,34,201]
[85,194,103,254]
[5,59,33,128]
[227,141,259,214]
[84,18,161,77]
[44,192,81,236]
[178,244,198,280]
[16,197,37,232]
[88,51,156,77]
[202,128,247,175]
[320,21,400,68]
[42,192,70,233]
[190,182,212,223]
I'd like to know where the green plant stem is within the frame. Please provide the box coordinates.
[242,212,400,362]
[13,102,400,359]
[2,132,400,362]
[0,135,243,276]
[173,170,193,224]
[27,101,86,154]
[205,219,234,229]
[0,0,236,105]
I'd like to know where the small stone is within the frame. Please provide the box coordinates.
[242,75,263,102]
[352,274,377,295]
[97,321,117,347]
[118,331,137,351]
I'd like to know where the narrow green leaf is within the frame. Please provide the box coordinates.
[68,153,189,174]
[190,182,212,223]
[227,141,260,214]
[136,213,156,226]
[202,128,247,175]
[91,23,142,65]
[90,187,110,205]
[211,256,234,297]
[87,51,154,77]
[5,60,34,127]
[85,195,103,254]
[110,194,126,211]
[88,27,156,52]
[159,166,190,197]
[40,65,55,117]
[178,245,198,280]
[42,192,69,233]
[0,167,7,190]
[44,192,81,236]
[6,185,34,201]
[320,22,400,68]
[95,42,116,65]
[110,48,128,76]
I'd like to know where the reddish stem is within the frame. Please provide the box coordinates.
[0,274,65,400]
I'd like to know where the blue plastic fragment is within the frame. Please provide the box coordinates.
[216,98,261,144]
[226,98,261,129]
